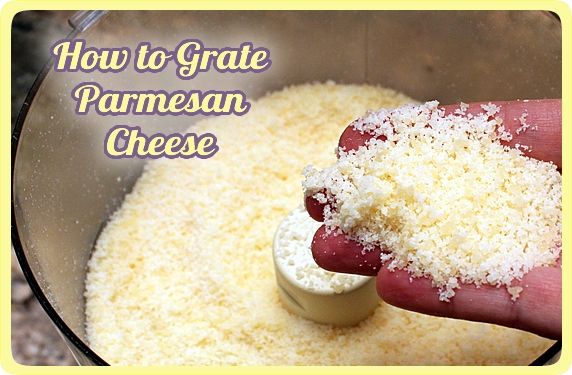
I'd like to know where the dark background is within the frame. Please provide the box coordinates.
[11,10,76,365]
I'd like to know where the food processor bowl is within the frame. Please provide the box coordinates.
[11,10,562,365]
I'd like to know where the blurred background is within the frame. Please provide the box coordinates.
[11,10,76,365]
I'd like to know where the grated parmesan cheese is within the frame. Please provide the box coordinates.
[85,84,553,365]
[303,101,562,302]
[515,111,530,135]
[507,286,524,301]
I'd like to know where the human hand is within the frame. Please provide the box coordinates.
[306,99,562,340]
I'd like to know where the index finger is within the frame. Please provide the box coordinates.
[339,99,562,168]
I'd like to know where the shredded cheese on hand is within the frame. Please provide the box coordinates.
[85,85,552,365]
[303,101,561,301]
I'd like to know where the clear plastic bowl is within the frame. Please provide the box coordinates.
[12,10,562,365]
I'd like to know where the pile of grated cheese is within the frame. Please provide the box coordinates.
[303,101,562,301]
[85,83,553,365]
[274,206,370,294]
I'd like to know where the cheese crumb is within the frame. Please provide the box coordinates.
[303,101,561,301]
[515,111,530,135]
[507,286,524,301]
[455,102,469,115]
